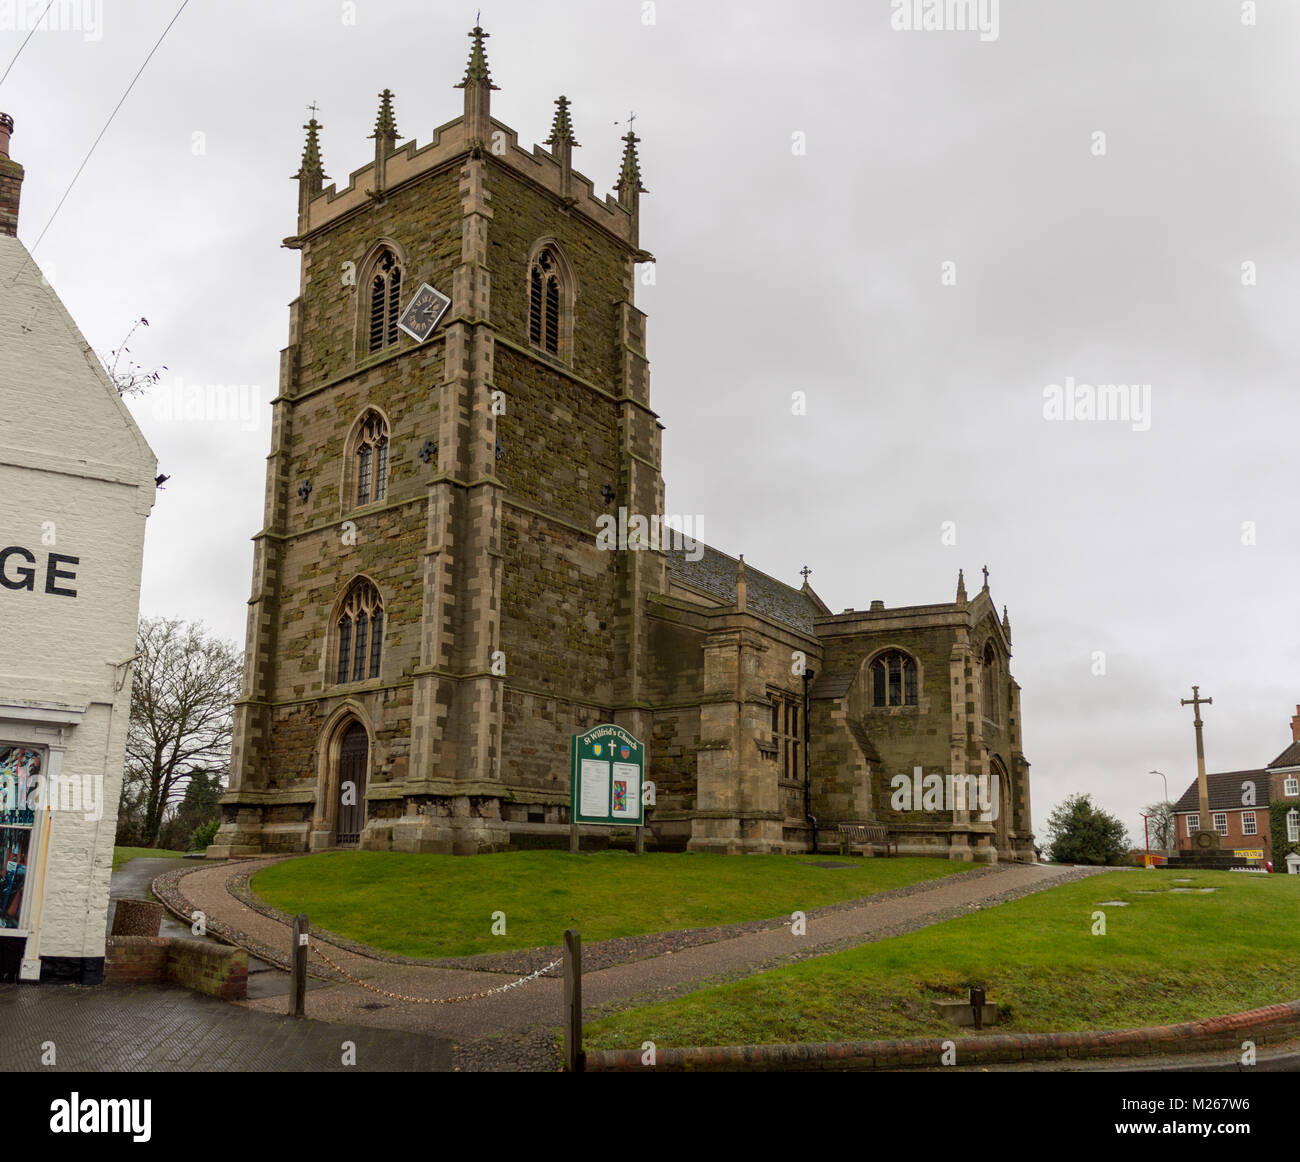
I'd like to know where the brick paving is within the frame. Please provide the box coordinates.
[0,981,450,1071]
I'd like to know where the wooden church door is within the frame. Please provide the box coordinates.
[336,723,369,845]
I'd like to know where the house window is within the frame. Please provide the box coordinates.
[367,249,402,353]
[336,580,383,684]
[1285,777,1299,796]
[1213,812,1228,836]
[1288,809,1299,844]
[0,745,42,932]
[1242,811,1256,836]
[351,410,390,507]
[529,247,564,356]
[871,651,918,707]
[1186,813,1199,835]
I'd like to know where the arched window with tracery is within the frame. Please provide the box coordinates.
[982,641,999,722]
[351,410,389,507]
[335,579,384,684]
[871,650,918,707]
[529,246,564,356]
[367,248,402,353]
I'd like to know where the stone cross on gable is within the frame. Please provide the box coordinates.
[800,565,811,582]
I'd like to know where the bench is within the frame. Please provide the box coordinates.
[838,823,898,857]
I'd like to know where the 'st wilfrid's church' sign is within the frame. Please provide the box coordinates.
[570,725,644,827]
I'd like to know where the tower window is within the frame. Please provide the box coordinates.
[871,651,918,707]
[368,249,402,353]
[351,410,390,507]
[336,579,383,684]
[529,247,565,357]
[982,641,999,723]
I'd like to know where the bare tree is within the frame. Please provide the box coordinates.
[1143,800,1177,854]
[124,617,242,848]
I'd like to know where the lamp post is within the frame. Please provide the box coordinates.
[1150,770,1169,854]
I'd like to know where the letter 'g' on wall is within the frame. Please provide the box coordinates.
[0,547,79,597]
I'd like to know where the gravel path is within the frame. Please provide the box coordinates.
[153,858,1109,1072]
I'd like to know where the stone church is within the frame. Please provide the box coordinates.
[212,27,1034,863]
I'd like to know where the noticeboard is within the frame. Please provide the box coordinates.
[570,724,644,827]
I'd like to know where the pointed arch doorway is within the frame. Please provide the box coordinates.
[336,722,369,846]
[990,757,1011,855]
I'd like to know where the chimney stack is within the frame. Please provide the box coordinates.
[1291,704,1300,743]
[0,113,23,237]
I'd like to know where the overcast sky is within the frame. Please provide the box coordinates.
[4,0,1297,848]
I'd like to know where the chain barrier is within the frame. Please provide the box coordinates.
[306,939,563,1006]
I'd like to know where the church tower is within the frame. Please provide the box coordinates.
[214,27,661,855]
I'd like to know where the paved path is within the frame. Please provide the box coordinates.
[162,858,1106,1068]
[0,981,451,1071]
[106,856,191,938]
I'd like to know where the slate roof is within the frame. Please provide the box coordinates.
[663,543,818,635]
[1267,740,1300,770]
[810,670,856,700]
[1171,769,1270,814]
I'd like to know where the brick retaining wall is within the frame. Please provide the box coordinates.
[105,936,247,1001]
[584,999,1300,1071]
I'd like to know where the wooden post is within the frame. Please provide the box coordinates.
[635,826,644,855]
[569,821,579,853]
[290,913,309,1017]
[563,928,583,1072]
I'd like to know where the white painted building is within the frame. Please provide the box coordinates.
[0,113,156,983]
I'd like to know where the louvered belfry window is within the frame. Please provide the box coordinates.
[368,249,402,353]
[529,248,562,356]
[336,580,383,684]
[353,410,389,507]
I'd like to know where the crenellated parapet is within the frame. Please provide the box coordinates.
[285,25,647,254]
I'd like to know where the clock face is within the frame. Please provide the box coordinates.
[397,283,451,342]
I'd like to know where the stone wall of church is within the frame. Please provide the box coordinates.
[499,506,619,690]
[809,699,871,824]
[285,344,444,522]
[500,688,604,805]
[293,168,463,392]
[485,165,632,386]
[826,624,955,774]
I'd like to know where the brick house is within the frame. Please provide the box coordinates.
[1172,706,1300,867]
[212,27,1033,862]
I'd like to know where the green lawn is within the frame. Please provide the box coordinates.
[584,870,1300,1048]
[250,850,968,958]
[112,845,189,870]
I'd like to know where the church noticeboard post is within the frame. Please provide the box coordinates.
[571,724,644,827]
